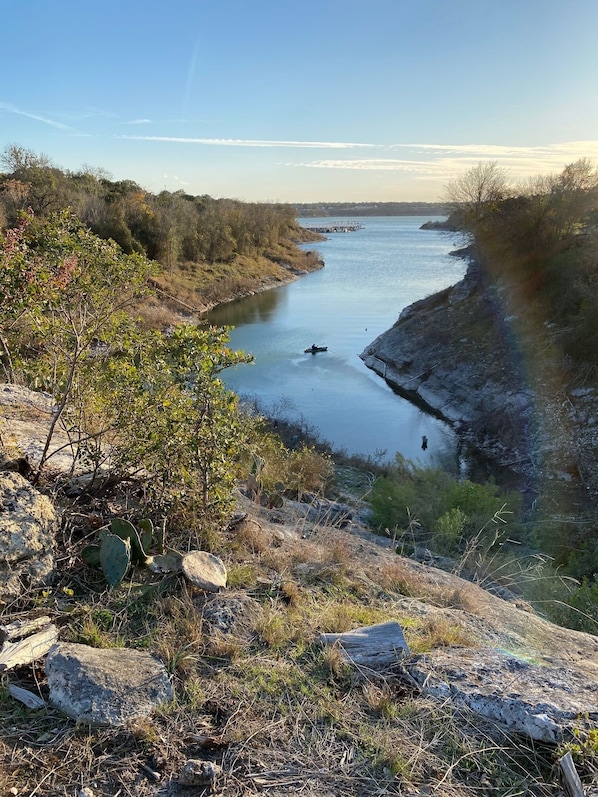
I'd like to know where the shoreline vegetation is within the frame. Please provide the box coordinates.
[1,149,597,535]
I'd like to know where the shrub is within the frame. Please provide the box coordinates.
[370,454,517,557]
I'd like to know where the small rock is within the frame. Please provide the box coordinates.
[78,788,94,797]
[179,759,222,787]
[182,551,227,592]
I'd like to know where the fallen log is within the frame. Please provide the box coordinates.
[320,621,409,668]
[557,752,584,797]
[0,615,53,644]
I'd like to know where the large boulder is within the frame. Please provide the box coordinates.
[0,472,58,599]
[46,643,173,726]
[0,383,87,474]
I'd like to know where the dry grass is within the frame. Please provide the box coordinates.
[409,616,477,653]
[230,517,273,554]
[0,501,567,797]
[379,561,483,613]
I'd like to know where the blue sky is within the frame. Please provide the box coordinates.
[2,0,597,202]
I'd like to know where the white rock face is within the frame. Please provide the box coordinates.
[407,647,598,743]
[0,472,58,599]
[46,643,173,726]
[0,383,79,473]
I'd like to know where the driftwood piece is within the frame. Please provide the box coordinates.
[0,615,52,644]
[320,621,409,669]
[7,684,46,710]
[557,752,584,797]
[0,624,58,672]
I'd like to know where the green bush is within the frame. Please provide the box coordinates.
[244,427,334,499]
[433,508,467,555]
[370,455,450,533]
[541,577,598,635]
[370,454,518,557]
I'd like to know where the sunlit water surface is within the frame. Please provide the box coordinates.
[207,216,466,466]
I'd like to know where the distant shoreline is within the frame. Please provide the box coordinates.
[294,201,448,218]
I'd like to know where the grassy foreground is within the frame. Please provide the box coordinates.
[1,476,591,797]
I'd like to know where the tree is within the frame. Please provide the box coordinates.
[0,144,69,220]
[1,143,52,174]
[444,161,511,236]
[94,324,252,532]
[550,158,598,237]
[0,210,156,478]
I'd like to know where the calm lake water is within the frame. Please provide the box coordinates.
[207,216,466,466]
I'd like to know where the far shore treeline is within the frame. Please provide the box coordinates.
[293,201,448,217]
[0,144,324,318]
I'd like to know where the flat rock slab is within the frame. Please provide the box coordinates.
[182,551,227,592]
[46,643,173,726]
[407,647,598,743]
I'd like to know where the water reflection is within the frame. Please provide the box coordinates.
[208,285,286,326]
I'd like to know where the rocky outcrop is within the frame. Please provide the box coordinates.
[0,471,58,599]
[361,268,531,469]
[360,259,598,500]
[408,647,597,744]
[315,531,598,745]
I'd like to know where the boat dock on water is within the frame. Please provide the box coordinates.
[301,221,363,234]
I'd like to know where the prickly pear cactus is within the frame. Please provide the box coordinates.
[137,518,154,554]
[81,544,101,567]
[100,533,131,587]
[110,518,147,565]
[155,519,165,554]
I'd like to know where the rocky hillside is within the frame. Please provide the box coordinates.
[1,384,598,796]
[360,252,598,513]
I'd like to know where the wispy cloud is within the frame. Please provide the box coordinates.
[119,135,379,149]
[296,158,437,172]
[0,101,74,131]
[118,134,598,182]
[392,141,598,159]
[163,173,189,186]
[288,141,598,182]
[126,118,153,125]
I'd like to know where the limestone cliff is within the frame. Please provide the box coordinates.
[360,255,598,506]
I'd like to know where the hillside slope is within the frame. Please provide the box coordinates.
[2,384,597,795]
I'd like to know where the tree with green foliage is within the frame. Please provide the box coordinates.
[91,324,252,533]
[1,210,253,529]
[0,209,156,477]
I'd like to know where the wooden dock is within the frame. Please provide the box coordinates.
[301,221,363,234]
